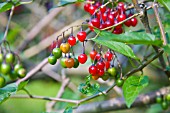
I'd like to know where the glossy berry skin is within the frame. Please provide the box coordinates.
[100,6,106,14]
[65,58,75,68]
[101,72,110,81]
[77,31,87,42]
[96,61,105,70]
[116,79,124,87]
[117,14,126,22]
[73,58,79,68]
[8,70,18,80]
[78,54,88,64]
[91,18,100,28]
[108,14,114,24]
[18,68,26,78]
[131,18,138,27]
[89,65,97,75]
[124,19,131,27]
[52,48,62,59]
[117,2,125,13]
[88,5,96,15]
[105,52,113,61]
[95,53,101,61]
[68,36,76,46]
[114,19,122,29]
[14,64,23,73]
[0,53,3,63]
[102,12,108,22]
[60,42,70,53]
[166,94,170,101]
[96,12,101,20]
[161,101,168,110]
[88,22,94,31]
[107,67,117,77]
[97,69,104,76]
[60,58,67,68]
[90,50,98,60]
[84,4,90,12]
[156,96,163,103]
[110,10,118,18]
[5,53,15,64]
[113,28,123,34]
[1,63,11,75]
[0,76,5,88]
[105,61,110,70]
[48,55,57,65]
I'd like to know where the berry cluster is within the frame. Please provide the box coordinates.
[0,41,26,88]
[84,1,138,34]
[156,94,170,110]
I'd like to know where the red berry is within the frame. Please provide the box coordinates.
[108,14,114,24]
[105,52,113,61]
[88,5,96,15]
[106,8,111,14]
[88,22,94,31]
[117,2,125,13]
[105,20,113,29]
[78,54,88,64]
[95,53,101,60]
[102,12,107,22]
[90,50,98,60]
[89,65,98,75]
[113,28,123,34]
[100,23,107,29]
[96,61,105,70]
[77,31,87,42]
[96,12,101,20]
[105,61,110,70]
[100,6,106,14]
[124,19,131,27]
[95,2,101,8]
[131,18,138,27]
[91,18,100,28]
[68,35,76,46]
[84,4,90,12]
[98,69,104,76]
[114,19,122,29]
[110,10,118,18]
[117,14,126,22]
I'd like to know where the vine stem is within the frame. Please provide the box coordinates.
[2,5,15,41]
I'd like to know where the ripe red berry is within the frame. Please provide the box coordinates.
[105,61,110,70]
[77,31,87,42]
[100,6,106,14]
[88,22,94,31]
[89,65,98,75]
[96,12,101,20]
[96,61,105,70]
[105,20,113,29]
[95,53,101,60]
[102,12,107,22]
[110,10,118,18]
[100,23,107,29]
[131,18,138,27]
[117,2,125,13]
[68,35,76,46]
[124,19,131,27]
[88,5,96,15]
[97,69,104,76]
[113,28,123,34]
[90,50,98,60]
[78,54,88,64]
[84,4,90,12]
[95,2,101,8]
[105,51,113,61]
[91,18,100,28]
[117,14,126,22]
[108,14,114,24]
[114,19,122,29]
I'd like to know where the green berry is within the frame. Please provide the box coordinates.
[52,48,62,59]
[1,63,11,75]
[8,70,18,80]
[14,64,23,73]
[101,72,110,81]
[116,79,124,87]
[156,96,163,103]
[0,76,5,88]
[107,67,117,77]
[18,68,26,78]
[48,55,57,65]
[0,53,3,63]
[5,53,15,64]
[161,101,168,110]
[166,94,170,101]
[73,58,79,68]
[60,58,67,68]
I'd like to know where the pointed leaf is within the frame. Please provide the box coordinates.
[122,76,149,108]
[94,30,162,46]
[92,38,138,59]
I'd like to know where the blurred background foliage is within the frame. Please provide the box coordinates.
[0,0,170,113]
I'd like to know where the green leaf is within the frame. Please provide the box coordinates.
[64,106,73,113]
[157,0,170,12]
[0,0,32,13]
[56,0,84,7]
[163,44,170,54]
[0,83,18,104]
[122,75,149,108]
[17,81,29,91]
[92,38,139,59]
[94,30,162,46]
[0,81,28,104]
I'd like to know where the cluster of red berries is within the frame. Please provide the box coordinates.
[84,1,138,34]
[48,30,89,68]
[0,41,26,88]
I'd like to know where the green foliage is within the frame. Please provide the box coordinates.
[94,30,162,46]
[78,75,100,96]
[123,75,149,108]
[0,0,32,13]
[64,106,73,113]
[157,0,170,12]
[163,44,170,54]
[0,81,28,104]
[56,0,84,7]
